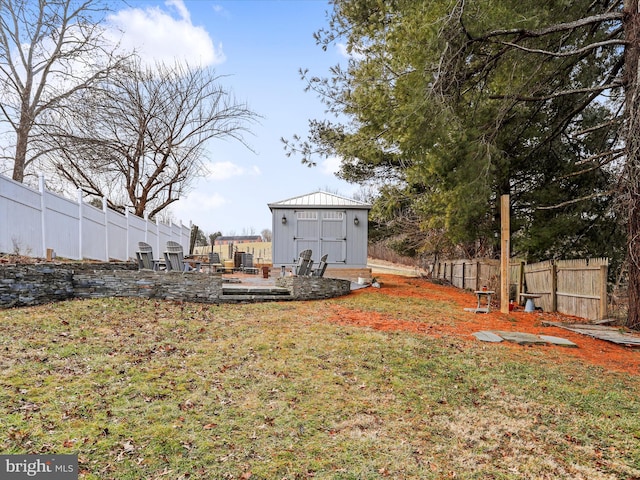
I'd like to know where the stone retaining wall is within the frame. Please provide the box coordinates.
[0,264,75,307]
[276,276,352,299]
[73,269,223,303]
[0,263,351,308]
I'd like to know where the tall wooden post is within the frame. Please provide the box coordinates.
[501,195,510,313]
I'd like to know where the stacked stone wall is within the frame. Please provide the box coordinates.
[0,264,74,307]
[73,270,222,303]
[0,263,351,308]
[276,276,351,299]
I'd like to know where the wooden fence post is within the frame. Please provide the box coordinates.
[517,261,525,304]
[551,262,557,313]
[462,262,466,289]
[600,264,608,320]
[500,194,510,313]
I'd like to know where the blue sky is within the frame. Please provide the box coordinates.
[109,0,356,236]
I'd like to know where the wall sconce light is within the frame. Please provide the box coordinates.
[354,216,360,226]
[281,214,287,225]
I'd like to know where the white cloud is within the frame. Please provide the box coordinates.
[165,0,190,22]
[337,43,366,61]
[107,0,225,67]
[320,156,342,176]
[171,190,228,224]
[212,4,230,17]
[191,191,228,209]
[206,161,261,180]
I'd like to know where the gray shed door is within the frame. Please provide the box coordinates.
[294,210,346,263]
[294,211,318,259]
[319,211,346,263]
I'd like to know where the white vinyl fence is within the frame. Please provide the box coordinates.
[0,173,191,261]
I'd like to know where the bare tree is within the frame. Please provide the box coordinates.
[208,231,222,252]
[45,58,259,218]
[0,0,125,183]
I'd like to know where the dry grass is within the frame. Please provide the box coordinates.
[1,292,639,479]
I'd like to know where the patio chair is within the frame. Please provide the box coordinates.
[136,242,160,271]
[204,252,223,273]
[294,249,313,276]
[241,253,259,274]
[164,241,201,272]
[311,254,328,277]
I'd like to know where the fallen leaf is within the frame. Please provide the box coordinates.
[122,440,135,453]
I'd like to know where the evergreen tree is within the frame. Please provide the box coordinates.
[286,0,635,327]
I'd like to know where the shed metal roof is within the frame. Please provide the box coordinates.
[268,191,371,209]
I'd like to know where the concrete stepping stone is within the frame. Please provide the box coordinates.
[492,331,548,345]
[472,331,504,343]
[538,335,578,348]
[473,330,577,348]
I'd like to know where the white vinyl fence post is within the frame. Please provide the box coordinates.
[103,197,108,262]
[39,174,47,258]
[78,188,84,260]
[125,207,130,260]
[156,216,161,259]
[187,220,192,254]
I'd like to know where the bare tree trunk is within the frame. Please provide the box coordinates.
[625,0,640,329]
[12,121,30,183]
[12,69,34,183]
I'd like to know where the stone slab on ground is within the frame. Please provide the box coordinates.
[542,321,640,348]
[493,331,548,345]
[472,331,503,342]
[538,335,578,348]
[473,331,576,347]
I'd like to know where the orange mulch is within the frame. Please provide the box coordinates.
[328,274,640,376]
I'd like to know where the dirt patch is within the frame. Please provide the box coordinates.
[329,274,640,376]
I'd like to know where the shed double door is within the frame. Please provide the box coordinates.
[294,210,346,264]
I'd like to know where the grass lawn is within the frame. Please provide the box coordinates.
[1,277,639,479]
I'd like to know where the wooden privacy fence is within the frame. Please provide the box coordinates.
[524,258,608,321]
[433,259,523,299]
[433,257,609,321]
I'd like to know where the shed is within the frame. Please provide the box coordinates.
[268,191,372,279]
